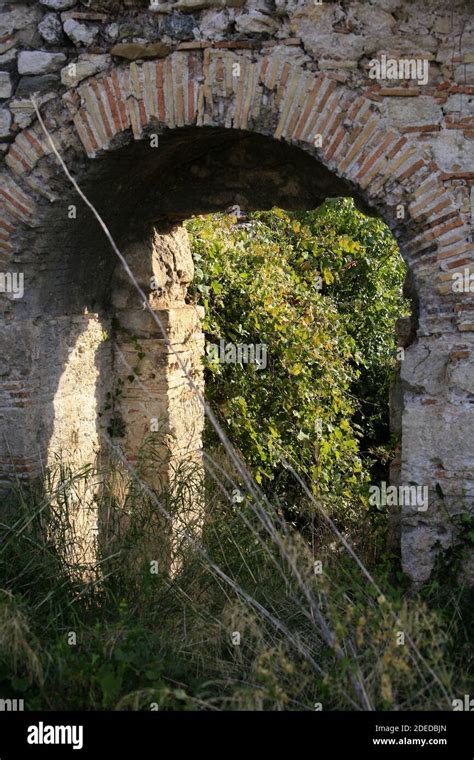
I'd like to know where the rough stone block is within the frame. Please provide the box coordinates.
[18,50,66,75]
[384,96,443,127]
[40,0,77,10]
[0,71,12,99]
[60,54,110,87]
[431,132,474,173]
[63,19,100,47]
[38,12,64,45]
[0,107,11,137]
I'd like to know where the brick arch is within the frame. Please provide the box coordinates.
[3,50,473,328]
[1,49,473,582]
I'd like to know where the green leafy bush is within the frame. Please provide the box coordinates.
[187,200,409,523]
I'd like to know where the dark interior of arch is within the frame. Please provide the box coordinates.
[29,126,380,318]
[89,126,373,221]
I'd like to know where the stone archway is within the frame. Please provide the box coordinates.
[1,42,473,583]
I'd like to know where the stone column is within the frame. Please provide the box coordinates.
[108,222,205,571]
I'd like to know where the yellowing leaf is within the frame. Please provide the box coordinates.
[290,363,303,376]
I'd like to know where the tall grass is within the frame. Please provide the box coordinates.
[0,447,471,711]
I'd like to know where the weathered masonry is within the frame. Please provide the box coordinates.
[0,0,473,584]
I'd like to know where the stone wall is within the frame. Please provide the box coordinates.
[0,0,473,583]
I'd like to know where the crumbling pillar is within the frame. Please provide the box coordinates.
[108,222,205,570]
